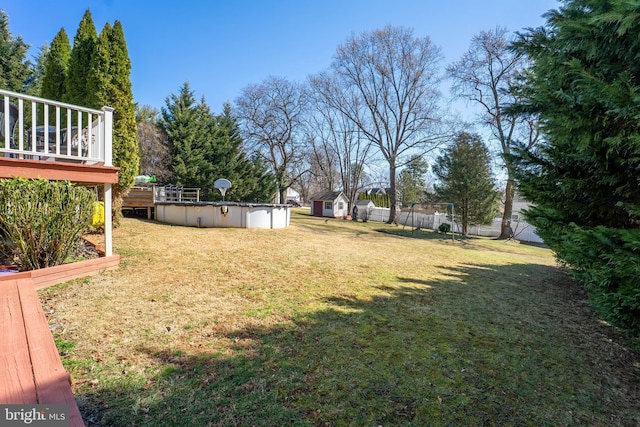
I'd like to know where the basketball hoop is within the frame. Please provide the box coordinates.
[214,178,232,201]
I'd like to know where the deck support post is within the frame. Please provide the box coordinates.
[104,183,113,256]
[102,106,114,257]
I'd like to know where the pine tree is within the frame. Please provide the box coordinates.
[513,0,640,234]
[210,103,276,202]
[397,155,429,207]
[511,0,640,331]
[206,103,243,200]
[40,28,71,102]
[65,9,97,107]
[28,44,48,97]
[161,83,212,191]
[244,156,278,203]
[0,10,32,92]
[162,89,276,202]
[105,21,139,194]
[433,133,500,235]
[86,22,111,110]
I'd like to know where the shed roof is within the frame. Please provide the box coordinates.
[310,191,344,201]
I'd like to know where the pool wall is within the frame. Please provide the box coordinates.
[155,202,291,229]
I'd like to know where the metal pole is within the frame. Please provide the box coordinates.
[451,204,455,242]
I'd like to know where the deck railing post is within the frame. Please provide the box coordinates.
[102,106,114,167]
[3,96,9,149]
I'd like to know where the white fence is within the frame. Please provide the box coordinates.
[361,206,544,243]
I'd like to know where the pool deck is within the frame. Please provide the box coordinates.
[0,275,85,426]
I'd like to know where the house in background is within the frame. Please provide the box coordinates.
[511,191,532,222]
[286,187,301,203]
[361,187,391,196]
[273,187,301,204]
[310,191,349,218]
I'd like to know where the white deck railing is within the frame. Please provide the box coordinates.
[154,185,201,202]
[0,89,113,166]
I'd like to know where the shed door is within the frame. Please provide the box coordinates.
[313,201,323,216]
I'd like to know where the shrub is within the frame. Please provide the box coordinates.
[557,225,640,334]
[438,223,451,233]
[0,178,96,270]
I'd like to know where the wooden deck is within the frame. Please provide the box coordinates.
[0,157,119,185]
[122,186,154,218]
[0,274,85,426]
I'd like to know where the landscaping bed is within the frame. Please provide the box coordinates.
[0,237,118,290]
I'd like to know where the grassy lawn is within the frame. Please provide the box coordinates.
[40,210,640,426]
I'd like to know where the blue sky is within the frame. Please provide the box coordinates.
[3,0,559,114]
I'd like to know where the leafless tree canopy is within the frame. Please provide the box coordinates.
[324,25,447,223]
[136,107,173,184]
[447,27,540,239]
[306,71,374,208]
[235,76,307,203]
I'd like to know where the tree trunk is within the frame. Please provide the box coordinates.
[498,175,515,239]
[387,163,397,224]
[461,201,468,236]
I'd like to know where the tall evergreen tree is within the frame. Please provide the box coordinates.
[40,28,70,102]
[433,132,500,235]
[86,22,111,109]
[162,88,276,202]
[0,10,32,92]
[65,9,96,106]
[104,20,139,194]
[206,103,242,200]
[511,0,640,332]
[210,104,276,202]
[27,44,48,97]
[86,20,139,195]
[161,82,212,191]
[244,155,278,203]
[397,155,429,207]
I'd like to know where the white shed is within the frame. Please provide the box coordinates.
[310,191,350,218]
[353,199,375,220]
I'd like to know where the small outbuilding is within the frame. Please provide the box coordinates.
[310,191,349,218]
[355,199,375,210]
[353,199,375,220]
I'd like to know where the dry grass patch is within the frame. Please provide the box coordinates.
[40,212,640,426]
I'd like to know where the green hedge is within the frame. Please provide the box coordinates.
[0,178,96,270]
[358,192,390,208]
[555,225,640,334]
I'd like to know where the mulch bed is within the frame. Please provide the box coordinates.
[0,238,100,272]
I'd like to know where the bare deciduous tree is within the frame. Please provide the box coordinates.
[325,25,446,224]
[447,27,539,239]
[136,105,173,184]
[235,76,307,203]
[306,72,374,209]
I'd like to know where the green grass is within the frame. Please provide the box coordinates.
[43,212,640,426]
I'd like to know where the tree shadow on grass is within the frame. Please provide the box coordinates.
[76,263,640,426]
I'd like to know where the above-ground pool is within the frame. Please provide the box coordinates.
[155,202,291,229]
